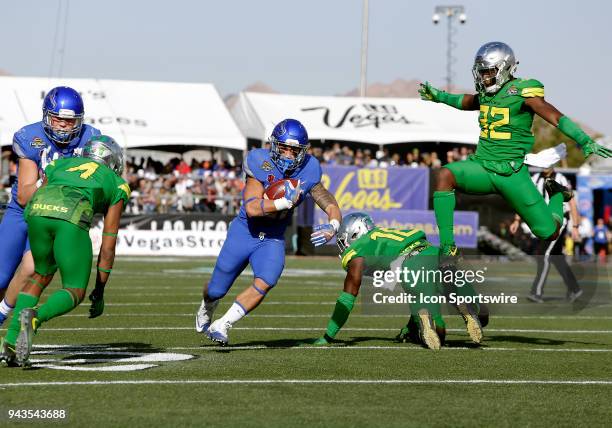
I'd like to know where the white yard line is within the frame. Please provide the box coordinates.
[1,379,611,387]
[29,344,612,353]
[59,313,612,320]
[9,326,612,333]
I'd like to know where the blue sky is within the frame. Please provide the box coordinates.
[2,0,610,135]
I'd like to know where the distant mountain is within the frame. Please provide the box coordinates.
[224,81,278,109]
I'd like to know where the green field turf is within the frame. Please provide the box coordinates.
[0,256,611,427]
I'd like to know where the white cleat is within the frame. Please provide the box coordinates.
[195,300,218,333]
[206,320,231,346]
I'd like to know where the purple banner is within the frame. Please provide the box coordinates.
[320,165,429,211]
[315,209,479,248]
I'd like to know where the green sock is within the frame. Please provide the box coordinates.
[548,192,564,225]
[325,292,356,339]
[37,289,79,323]
[5,293,39,346]
[434,191,456,248]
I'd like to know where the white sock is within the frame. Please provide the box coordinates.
[218,302,247,326]
[0,299,14,317]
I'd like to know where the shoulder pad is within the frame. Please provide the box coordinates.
[243,149,273,180]
[516,78,544,98]
[12,125,47,160]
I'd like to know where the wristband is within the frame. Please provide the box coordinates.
[273,198,293,211]
[35,179,43,189]
[330,219,341,233]
[97,266,112,273]
[558,116,591,147]
[102,232,118,237]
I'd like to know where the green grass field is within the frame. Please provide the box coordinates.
[1,256,611,427]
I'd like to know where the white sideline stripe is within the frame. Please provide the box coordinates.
[1,379,611,387]
[18,327,612,333]
[30,344,612,353]
[61,313,612,320]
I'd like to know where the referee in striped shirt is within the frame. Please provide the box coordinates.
[510,167,583,303]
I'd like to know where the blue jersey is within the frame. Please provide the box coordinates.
[9,121,100,210]
[237,148,322,238]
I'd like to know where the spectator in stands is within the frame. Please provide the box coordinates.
[593,218,609,263]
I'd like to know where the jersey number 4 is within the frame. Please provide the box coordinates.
[66,162,99,179]
[479,106,511,140]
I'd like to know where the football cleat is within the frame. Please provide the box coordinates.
[195,299,219,334]
[439,244,462,271]
[457,303,483,344]
[15,308,39,367]
[544,178,573,202]
[567,289,584,303]
[527,294,545,304]
[0,338,18,367]
[417,309,441,350]
[206,319,231,346]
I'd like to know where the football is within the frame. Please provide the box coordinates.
[264,178,299,200]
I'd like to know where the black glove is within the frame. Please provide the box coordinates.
[88,287,105,319]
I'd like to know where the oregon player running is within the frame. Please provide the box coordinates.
[0,135,129,367]
[419,41,612,259]
[312,212,484,350]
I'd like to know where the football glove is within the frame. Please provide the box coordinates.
[418,81,442,102]
[88,288,105,319]
[284,179,302,204]
[310,220,340,247]
[582,140,612,158]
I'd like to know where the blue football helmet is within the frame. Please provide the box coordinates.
[269,118,309,174]
[42,86,85,144]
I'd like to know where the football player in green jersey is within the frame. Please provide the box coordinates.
[312,212,484,350]
[419,41,612,260]
[0,135,130,367]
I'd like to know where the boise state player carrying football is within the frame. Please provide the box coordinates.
[0,87,100,326]
[195,119,341,345]
[419,42,611,263]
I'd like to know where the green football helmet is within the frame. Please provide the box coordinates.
[82,135,124,175]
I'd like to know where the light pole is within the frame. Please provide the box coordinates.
[359,0,369,97]
[432,5,466,91]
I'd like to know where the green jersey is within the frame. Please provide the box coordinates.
[25,157,131,230]
[340,227,428,271]
[475,77,544,162]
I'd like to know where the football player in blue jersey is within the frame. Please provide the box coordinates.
[0,87,100,325]
[195,118,341,345]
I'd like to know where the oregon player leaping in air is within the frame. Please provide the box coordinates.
[0,135,129,367]
[419,41,611,260]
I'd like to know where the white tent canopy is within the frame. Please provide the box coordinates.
[0,76,245,150]
[231,92,480,145]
